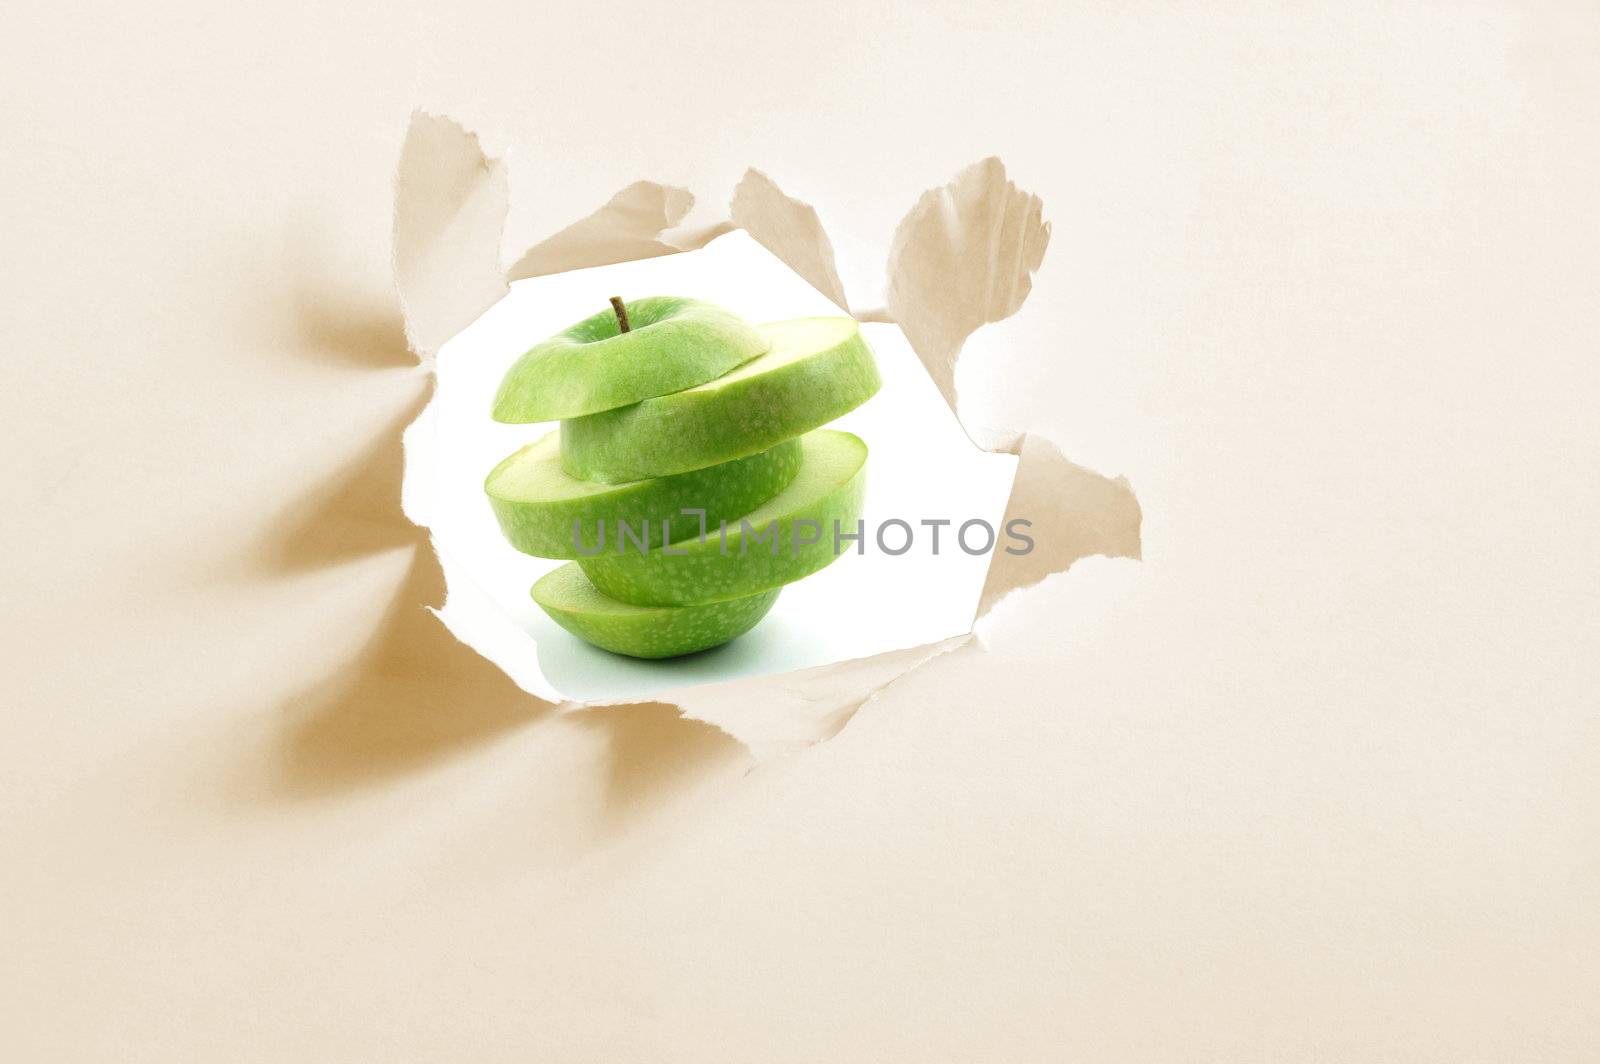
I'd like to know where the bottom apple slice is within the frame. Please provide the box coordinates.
[577,429,867,607]
[531,563,780,659]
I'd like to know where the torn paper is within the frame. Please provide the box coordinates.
[391,110,1140,757]
[729,170,851,313]
[885,155,1051,450]
[506,181,730,282]
[392,112,510,362]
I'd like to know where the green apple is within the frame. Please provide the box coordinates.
[577,429,866,606]
[532,563,780,659]
[485,433,803,558]
[559,317,880,483]
[492,296,769,423]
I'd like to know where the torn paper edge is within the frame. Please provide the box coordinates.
[391,110,1141,757]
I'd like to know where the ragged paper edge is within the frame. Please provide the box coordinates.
[729,170,851,313]
[392,112,510,365]
[628,634,974,763]
[505,181,731,282]
[885,156,1051,454]
[392,110,1141,757]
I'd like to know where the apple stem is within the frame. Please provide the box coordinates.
[610,296,631,334]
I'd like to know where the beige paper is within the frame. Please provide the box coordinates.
[505,181,731,282]
[393,111,1139,755]
[885,156,1051,447]
[391,113,510,363]
[729,169,851,312]
[650,635,973,761]
[975,433,1142,621]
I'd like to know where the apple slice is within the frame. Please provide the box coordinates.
[560,317,880,482]
[578,429,866,606]
[532,563,779,659]
[492,296,768,423]
[485,433,802,559]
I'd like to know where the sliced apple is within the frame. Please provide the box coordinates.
[532,563,779,659]
[492,296,768,423]
[578,429,866,606]
[560,317,880,483]
[485,433,802,559]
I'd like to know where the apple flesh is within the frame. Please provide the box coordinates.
[532,563,780,659]
[492,296,768,423]
[559,317,880,483]
[578,429,866,606]
[485,432,802,558]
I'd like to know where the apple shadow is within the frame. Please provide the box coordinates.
[531,615,787,707]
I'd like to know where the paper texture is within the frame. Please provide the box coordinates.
[393,110,1140,755]
[976,433,1142,622]
[391,113,510,362]
[885,155,1051,447]
[729,170,851,313]
[505,181,730,282]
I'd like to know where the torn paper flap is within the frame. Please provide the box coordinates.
[975,432,1143,623]
[392,111,510,362]
[883,156,1050,438]
[643,634,974,761]
[729,169,852,313]
[506,181,732,282]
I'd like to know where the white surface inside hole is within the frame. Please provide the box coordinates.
[415,231,1017,703]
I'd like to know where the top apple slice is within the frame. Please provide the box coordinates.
[559,317,881,482]
[491,296,769,423]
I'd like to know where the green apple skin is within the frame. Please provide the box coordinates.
[559,317,880,483]
[492,296,769,423]
[486,433,802,559]
[532,563,780,659]
[578,430,866,607]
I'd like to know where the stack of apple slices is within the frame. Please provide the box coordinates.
[484,296,881,659]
